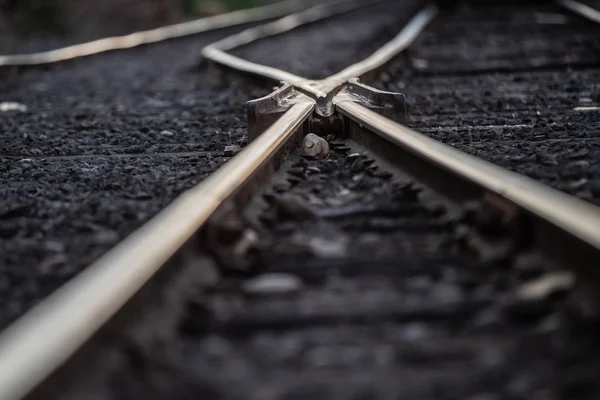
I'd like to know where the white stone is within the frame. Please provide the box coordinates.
[243,273,302,296]
[0,102,27,112]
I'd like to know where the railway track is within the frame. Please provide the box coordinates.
[1,0,600,398]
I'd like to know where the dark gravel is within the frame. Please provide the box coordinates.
[52,137,600,399]
[372,0,600,203]
[0,28,271,329]
[232,0,425,79]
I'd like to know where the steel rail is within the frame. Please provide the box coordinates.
[556,0,600,23]
[0,0,309,66]
[201,0,391,98]
[202,47,307,85]
[323,4,438,87]
[201,0,435,97]
[336,100,600,250]
[0,101,314,400]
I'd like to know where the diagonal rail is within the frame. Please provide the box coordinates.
[556,0,600,23]
[0,0,310,66]
[336,100,600,250]
[0,99,315,400]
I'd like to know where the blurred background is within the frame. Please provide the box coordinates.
[0,0,272,53]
